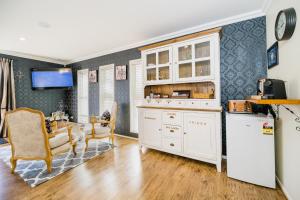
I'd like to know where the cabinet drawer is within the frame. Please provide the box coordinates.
[162,125,182,138]
[162,111,182,125]
[162,137,182,153]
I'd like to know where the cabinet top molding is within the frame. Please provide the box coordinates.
[138,27,222,51]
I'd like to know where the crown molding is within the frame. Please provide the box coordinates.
[66,9,265,64]
[0,50,67,65]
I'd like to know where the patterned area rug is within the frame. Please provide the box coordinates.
[0,140,113,187]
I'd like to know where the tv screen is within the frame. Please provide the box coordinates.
[31,68,74,89]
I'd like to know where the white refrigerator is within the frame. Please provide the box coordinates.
[226,113,275,188]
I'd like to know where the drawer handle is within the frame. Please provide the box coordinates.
[169,116,175,119]
[170,143,175,147]
[184,132,187,135]
[170,130,174,133]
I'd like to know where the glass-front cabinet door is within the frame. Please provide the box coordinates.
[144,47,172,85]
[174,38,214,82]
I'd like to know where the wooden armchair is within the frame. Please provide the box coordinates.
[5,108,78,173]
[85,102,117,151]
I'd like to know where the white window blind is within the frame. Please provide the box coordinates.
[99,64,115,114]
[77,69,89,123]
[130,59,143,133]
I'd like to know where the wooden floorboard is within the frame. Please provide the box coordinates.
[0,136,286,200]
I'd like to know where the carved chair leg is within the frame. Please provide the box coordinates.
[85,138,89,152]
[72,143,77,156]
[45,157,52,173]
[10,158,17,174]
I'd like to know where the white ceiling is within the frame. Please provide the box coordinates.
[0,0,271,64]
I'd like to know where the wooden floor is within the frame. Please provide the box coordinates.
[0,136,286,200]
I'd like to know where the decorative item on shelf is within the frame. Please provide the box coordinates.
[228,100,252,113]
[193,88,214,99]
[162,94,169,98]
[153,93,161,99]
[150,91,154,99]
[275,8,297,41]
[171,90,190,99]
[116,65,127,80]
[89,70,98,83]
[267,42,279,69]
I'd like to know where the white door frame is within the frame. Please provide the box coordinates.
[99,64,115,115]
[129,59,143,133]
[77,69,89,123]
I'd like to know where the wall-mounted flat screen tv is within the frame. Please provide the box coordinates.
[31,68,74,90]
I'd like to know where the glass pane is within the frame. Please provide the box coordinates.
[195,41,210,58]
[195,60,210,76]
[179,63,192,78]
[158,66,169,80]
[178,45,192,61]
[146,53,156,67]
[158,50,169,64]
[147,68,156,81]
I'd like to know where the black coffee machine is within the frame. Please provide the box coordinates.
[257,78,287,99]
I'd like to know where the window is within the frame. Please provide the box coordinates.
[99,64,115,114]
[77,69,89,123]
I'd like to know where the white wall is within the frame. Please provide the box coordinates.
[266,0,300,199]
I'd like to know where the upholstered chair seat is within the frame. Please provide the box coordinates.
[5,108,78,173]
[49,129,78,149]
[85,102,117,151]
[87,125,111,135]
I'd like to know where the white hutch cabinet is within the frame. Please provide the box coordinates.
[138,28,222,172]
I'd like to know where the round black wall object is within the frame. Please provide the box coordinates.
[275,8,297,41]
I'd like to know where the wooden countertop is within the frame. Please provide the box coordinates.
[247,99,300,105]
[137,105,223,112]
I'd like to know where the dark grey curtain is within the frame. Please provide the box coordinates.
[0,58,16,138]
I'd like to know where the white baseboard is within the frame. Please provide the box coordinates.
[114,134,138,140]
[222,155,227,159]
[276,176,292,200]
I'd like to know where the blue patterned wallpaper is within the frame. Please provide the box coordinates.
[0,54,66,116]
[66,49,141,137]
[220,17,267,153]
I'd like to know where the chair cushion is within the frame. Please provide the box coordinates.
[95,126,111,135]
[87,125,111,136]
[49,132,70,149]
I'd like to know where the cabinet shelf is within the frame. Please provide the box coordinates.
[247,99,300,105]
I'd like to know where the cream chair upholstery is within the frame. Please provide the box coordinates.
[85,102,117,151]
[5,108,78,173]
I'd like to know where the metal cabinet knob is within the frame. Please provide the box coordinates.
[170,143,175,147]
[169,116,174,119]
[170,130,174,133]
[184,132,187,134]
